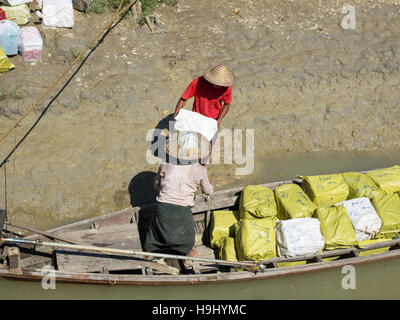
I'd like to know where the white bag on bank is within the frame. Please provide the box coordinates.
[336,197,382,241]
[36,0,73,28]
[1,0,32,6]
[0,20,21,56]
[18,26,43,60]
[276,218,325,257]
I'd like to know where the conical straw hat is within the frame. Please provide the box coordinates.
[203,64,234,87]
[165,131,211,163]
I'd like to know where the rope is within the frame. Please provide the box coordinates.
[4,163,7,213]
[10,126,16,212]
[0,0,138,169]
[2,161,9,224]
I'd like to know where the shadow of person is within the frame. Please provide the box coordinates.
[128,171,158,207]
[131,114,175,250]
[128,171,158,250]
[148,113,174,161]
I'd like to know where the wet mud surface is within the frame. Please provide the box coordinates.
[0,0,399,228]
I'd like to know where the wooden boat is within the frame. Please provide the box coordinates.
[1,173,400,286]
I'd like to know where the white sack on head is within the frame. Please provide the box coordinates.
[172,109,218,142]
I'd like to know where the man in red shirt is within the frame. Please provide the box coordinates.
[172,65,234,130]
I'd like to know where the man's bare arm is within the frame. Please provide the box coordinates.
[216,103,230,130]
[173,98,187,120]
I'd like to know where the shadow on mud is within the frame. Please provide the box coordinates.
[128,171,158,207]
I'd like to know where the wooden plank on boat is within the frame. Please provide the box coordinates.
[55,250,178,275]
[192,196,239,214]
[58,224,140,245]
[42,207,137,236]
[6,222,82,245]
[56,250,142,273]
[21,255,52,268]
[88,239,142,251]
[20,246,53,268]
[192,245,222,273]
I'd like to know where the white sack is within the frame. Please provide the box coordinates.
[2,0,32,6]
[18,26,43,60]
[276,218,325,257]
[173,109,218,142]
[336,197,382,241]
[36,0,73,28]
[0,20,21,56]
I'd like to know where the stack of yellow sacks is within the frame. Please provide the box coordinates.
[365,166,400,239]
[209,210,239,261]
[299,173,358,250]
[235,185,277,261]
[302,165,400,251]
[209,165,400,265]
[340,167,400,240]
[210,185,278,262]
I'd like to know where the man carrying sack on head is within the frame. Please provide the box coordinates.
[144,131,213,262]
[173,64,234,131]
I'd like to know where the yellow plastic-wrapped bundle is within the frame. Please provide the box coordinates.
[209,210,239,248]
[218,236,238,261]
[235,218,276,261]
[274,183,317,219]
[366,166,400,194]
[371,193,400,239]
[342,172,384,200]
[0,4,30,25]
[239,185,277,220]
[314,206,357,250]
[0,47,14,73]
[301,174,349,207]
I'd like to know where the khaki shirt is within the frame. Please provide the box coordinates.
[154,163,213,207]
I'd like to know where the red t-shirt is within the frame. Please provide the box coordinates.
[181,76,232,119]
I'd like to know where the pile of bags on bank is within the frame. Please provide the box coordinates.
[0,0,75,72]
[209,165,400,262]
[0,0,74,28]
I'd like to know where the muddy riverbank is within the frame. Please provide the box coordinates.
[0,0,399,229]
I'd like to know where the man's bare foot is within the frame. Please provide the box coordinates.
[184,248,198,267]
[144,249,152,261]
[186,248,198,258]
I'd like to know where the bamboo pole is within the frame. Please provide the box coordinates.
[1,237,258,269]
[5,222,81,245]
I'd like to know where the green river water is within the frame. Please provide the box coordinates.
[1,149,400,300]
